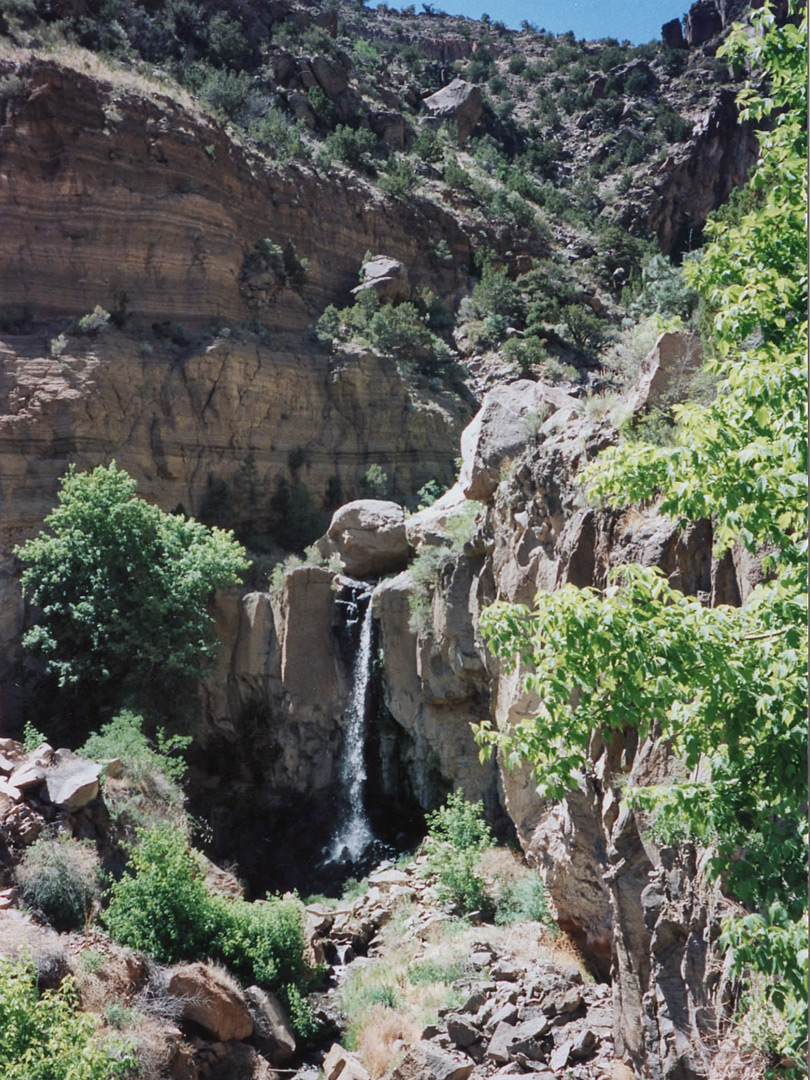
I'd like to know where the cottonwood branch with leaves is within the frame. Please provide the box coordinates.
[478,3,807,1069]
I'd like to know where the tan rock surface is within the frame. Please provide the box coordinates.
[0,334,468,725]
[0,58,473,330]
[168,962,253,1041]
[627,331,703,415]
[326,499,409,578]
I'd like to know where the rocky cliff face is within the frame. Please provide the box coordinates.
[0,330,469,729]
[0,57,473,331]
[198,334,759,1078]
[0,5,772,1075]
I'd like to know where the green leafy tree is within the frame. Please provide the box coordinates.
[478,4,807,1068]
[16,463,248,719]
[0,957,136,1080]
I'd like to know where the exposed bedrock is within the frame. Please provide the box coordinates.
[632,88,758,258]
[0,58,474,330]
[0,332,469,729]
[197,334,762,1076]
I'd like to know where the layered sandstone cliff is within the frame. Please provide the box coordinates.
[0,57,472,331]
[0,330,470,726]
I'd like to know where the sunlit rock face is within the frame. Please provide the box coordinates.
[0,59,473,331]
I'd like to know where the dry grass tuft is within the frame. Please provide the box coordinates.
[0,39,202,115]
[356,1004,421,1078]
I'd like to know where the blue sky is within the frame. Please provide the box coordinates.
[375,0,688,44]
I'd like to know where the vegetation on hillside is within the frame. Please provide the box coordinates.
[0,1,803,1077]
[478,5,808,1070]
[0,957,136,1080]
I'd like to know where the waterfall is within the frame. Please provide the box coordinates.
[326,588,375,863]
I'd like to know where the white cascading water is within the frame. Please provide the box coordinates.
[326,590,375,863]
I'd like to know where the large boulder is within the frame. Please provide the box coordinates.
[351,256,410,305]
[422,79,482,143]
[459,382,576,503]
[309,55,349,100]
[661,17,685,48]
[245,986,296,1065]
[389,1042,474,1080]
[627,331,703,415]
[404,484,468,549]
[323,1043,371,1080]
[684,0,723,45]
[44,750,102,810]
[326,500,409,578]
[167,963,254,1041]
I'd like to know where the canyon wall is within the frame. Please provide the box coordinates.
[0,58,473,332]
[0,332,470,728]
[196,347,756,1078]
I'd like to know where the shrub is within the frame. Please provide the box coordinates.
[76,306,111,335]
[442,157,472,193]
[17,835,103,932]
[307,84,335,127]
[317,292,451,378]
[413,125,443,163]
[323,124,379,171]
[628,253,698,322]
[415,479,445,509]
[249,237,309,292]
[22,720,45,752]
[50,333,68,359]
[488,189,535,228]
[502,335,547,375]
[269,553,304,594]
[488,73,506,96]
[655,102,692,142]
[248,108,309,165]
[379,155,419,198]
[282,240,309,290]
[81,709,189,787]
[362,464,390,499]
[561,304,608,352]
[508,53,526,75]
[494,871,556,929]
[469,262,523,324]
[199,67,252,121]
[0,958,136,1080]
[207,11,251,69]
[624,63,655,96]
[408,544,454,634]
[105,824,213,963]
[80,710,189,830]
[16,463,248,721]
[105,824,315,994]
[284,983,320,1043]
[465,55,494,81]
[209,893,311,991]
[424,790,493,915]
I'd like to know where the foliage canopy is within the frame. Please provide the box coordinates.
[0,957,135,1080]
[478,3,807,1067]
[16,462,248,718]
